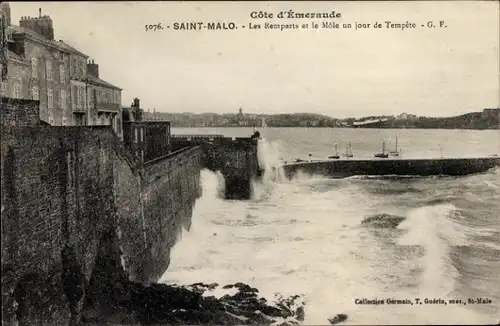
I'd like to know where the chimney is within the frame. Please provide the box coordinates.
[19,8,54,40]
[133,97,140,108]
[133,98,142,122]
[87,59,99,78]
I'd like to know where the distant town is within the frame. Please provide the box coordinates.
[144,107,500,130]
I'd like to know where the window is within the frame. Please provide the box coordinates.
[47,89,53,108]
[72,85,77,108]
[72,57,77,76]
[60,90,66,109]
[91,89,97,108]
[14,82,21,98]
[46,60,53,81]
[134,128,138,143]
[75,113,87,126]
[79,86,85,109]
[54,89,59,107]
[1,82,7,97]
[62,110,67,126]
[59,65,65,83]
[32,86,39,100]
[48,110,54,125]
[76,86,81,108]
[140,128,144,141]
[31,58,38,78]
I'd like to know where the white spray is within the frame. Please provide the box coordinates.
[159,169,226,283]
[256,138,287,183]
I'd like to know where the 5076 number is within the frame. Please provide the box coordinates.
[145,23,163,32]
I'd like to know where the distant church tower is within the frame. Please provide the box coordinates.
[237,107,244,126]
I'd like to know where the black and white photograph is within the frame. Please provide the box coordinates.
[1,1,499,325]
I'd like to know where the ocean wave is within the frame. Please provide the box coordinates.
[163,143,500,325]
[396,204,470,297]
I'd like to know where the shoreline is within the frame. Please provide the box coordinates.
[82,280,308,326]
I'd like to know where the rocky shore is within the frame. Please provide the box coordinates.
[82,281,306,325]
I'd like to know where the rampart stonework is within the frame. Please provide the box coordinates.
[1,124,203,325]
[114,146,203,283]
[1,99,260,326]
[0,98,41,126]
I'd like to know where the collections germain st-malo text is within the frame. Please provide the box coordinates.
[145,10,443,32]
[355,297,492,306]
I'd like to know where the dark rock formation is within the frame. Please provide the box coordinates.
[82,280,305,325]
[361,213,406,228]
[328,313,348,324]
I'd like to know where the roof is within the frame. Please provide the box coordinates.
[87,75,122,90]
[9,25,71,54]
[10,25,89,58]
[56,40,89,58]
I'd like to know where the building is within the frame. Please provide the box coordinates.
[122,98,144,160]
[57,40,89,126]
[86,59,123,139]
[397,112,417,120]
[1,4,123,132]
[482,108,500,118]
[122,98,172,162]
[1,5,73,125]
[397,113,408,120]
[0,6,77,125]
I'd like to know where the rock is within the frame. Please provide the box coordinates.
[81,279,304,326]
[296,306,305,321]
[328,313,348,324]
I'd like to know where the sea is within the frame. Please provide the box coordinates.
[160,127,500,325]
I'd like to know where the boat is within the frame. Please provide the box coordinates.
[388,135,400,157]
[329,143,340,159]
[374,141,389,158]
[344,142,354,158]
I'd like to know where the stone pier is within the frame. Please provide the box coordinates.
[171,134,261,199]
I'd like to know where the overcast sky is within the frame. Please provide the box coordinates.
[9,1,500,118]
